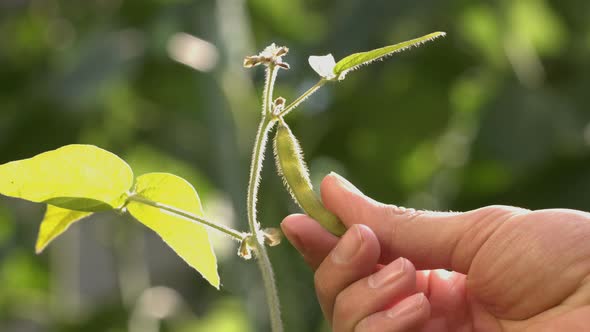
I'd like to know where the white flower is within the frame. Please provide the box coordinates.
[308,54,337,80]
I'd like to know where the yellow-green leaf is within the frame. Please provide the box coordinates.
[126,173,219,289]
[36,205,93,254]
[0,144,133,211]
[333,31,446,80]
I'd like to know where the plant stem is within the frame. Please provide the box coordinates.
[126,195,246,241]
[278,79,326,118]
[263,64,278,115]
[246,115,282,332]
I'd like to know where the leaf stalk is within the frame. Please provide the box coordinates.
[278,79,326,118]
[126,195,247,241]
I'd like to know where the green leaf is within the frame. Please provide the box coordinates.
[35,205,93,254]
[0,144,133,211]
[332,31,446,80]
[126,173,219,289]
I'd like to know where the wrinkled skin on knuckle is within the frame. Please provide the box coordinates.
[314,269,332,310]
[450,208,513,273]
[465,209,533,316]
[467,207,590,319]
[354,316,379,332]
[333,291,356,327]
[468,205,530,222]
[450,205,531,273]
[372,203,403,262]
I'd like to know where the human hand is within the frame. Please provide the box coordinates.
[281,173,590,331]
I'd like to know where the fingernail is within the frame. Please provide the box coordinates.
[331,224,364,264]
[368,257,406,289]
[386,293,426,319]
[329,172,363,195]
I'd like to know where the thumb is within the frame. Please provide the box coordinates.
[320,172,529,273]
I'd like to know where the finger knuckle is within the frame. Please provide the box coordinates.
[379,204,403,257]
[474,205,530,221]
[354,316,377,332]
[313,270,331,301]
[333,291,355,322]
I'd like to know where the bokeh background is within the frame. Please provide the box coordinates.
[1,0,590,331]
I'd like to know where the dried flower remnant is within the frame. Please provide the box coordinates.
[244,43,290,69]
[262,228,282,247]
[272,97,286,115]
[238,235,257,260]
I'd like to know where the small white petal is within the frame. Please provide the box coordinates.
[260,43,278,58]
[308,54,337,80]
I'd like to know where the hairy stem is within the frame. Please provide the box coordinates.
[126,195,246,241]
[263,64,279,115]
[278,79,326,118]
[247,115,282,331]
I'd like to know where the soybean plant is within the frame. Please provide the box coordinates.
[0,31,445,332]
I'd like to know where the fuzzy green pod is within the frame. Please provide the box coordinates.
[273,119,346,236]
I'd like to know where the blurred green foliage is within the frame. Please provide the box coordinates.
[1,0,590,331]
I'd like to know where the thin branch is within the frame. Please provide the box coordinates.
[278,79,326,118]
